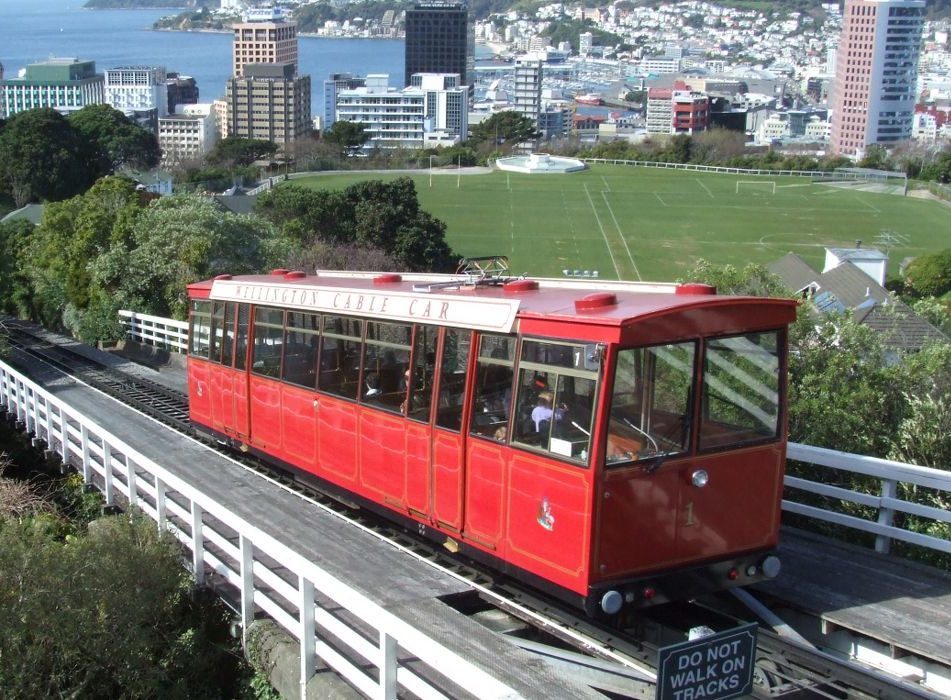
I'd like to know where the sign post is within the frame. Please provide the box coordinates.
[656,623,758,700]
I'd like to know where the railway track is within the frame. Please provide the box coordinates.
[1,319,937,700]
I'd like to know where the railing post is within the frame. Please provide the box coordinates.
[103,442,115,507]
[240,534,255,648]
[58,406,68,462]
[156,478,167,532]
[298,576,316,700]
[126,454,137,507]
[377,631,398,700]
[876,478,897,554]
[191,502,205,585]
[80,425,92,483]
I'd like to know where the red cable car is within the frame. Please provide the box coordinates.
[186,259,797,616]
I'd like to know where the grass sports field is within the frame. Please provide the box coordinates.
[290,165,951,282]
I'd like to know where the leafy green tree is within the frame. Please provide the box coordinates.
[680,259,790,297]
[858,143,890,170]
[69,104,161,177]
[207,137,279,168]
[255,185,351,243]
[0,220,35,316]
[904,249,951,297]
[0,108,92,206]
[323,120,369,157]
[437,144,478,167]
[0,513,238,698]
[93,194,284,319]
[469,111,540,148]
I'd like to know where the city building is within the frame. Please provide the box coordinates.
[323,73,366,130]
[646,87,674,134]
[226,63,311,147]
[830,0,926,157]
[404,2,473,89]
[166,73,199,114]
[579,32,593,56]
[0,58,104,117]
[232,8,298,78]
[514,55,543,128]
[104,66,168,132]
[335,73,468,151]
[158,103,219,166]
[672,89,710,134]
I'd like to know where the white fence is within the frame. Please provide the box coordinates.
[580,158,871,180]
[118,310,188,354]
[0,359,521,700]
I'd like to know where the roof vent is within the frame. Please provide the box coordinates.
[676,283,716,296]
[284,271,306,279]
[575,292,617,312]
[270,268,289,276]
[503,279,539,294]
[373,273,402,285]
[214,274,233,281]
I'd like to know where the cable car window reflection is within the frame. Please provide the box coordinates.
[512,340,599,465]
[470,333,515,441]
[281,312,320,389]
[435,328,471,431]
[361,321,411,412]
[209,301,226,364]
[699,332,781,451]
[234,304,250,371]
[188,300,212,359]
[251,306,284,379]
[407,325,437,422]
[606,342,695,466]
[319,315,363,400]
[221,303,236,368]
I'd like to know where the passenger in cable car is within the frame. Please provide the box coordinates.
[364,372,382,400]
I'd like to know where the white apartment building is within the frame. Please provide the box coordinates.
[336,74,468,151]
[514,55,543,125]
[579,32,593,56]
[640,57,681,74]
[104,66,168,116]
[646,87,673,134]
[158,103,218,166]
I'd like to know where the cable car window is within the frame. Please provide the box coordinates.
[606,342,695,467]
[361,321,411,412]
[699,332,781,451]
[234,304,250,371]
[221,303,236,367]
[319,315,363,400]
[209,301,226,365]
[407,325,437,422]
[470,333,516,442]
[251,307,284,379]
[435,328,471,431]
[513,340,599,465]
[282,312,320,389]
[188,300,212,359]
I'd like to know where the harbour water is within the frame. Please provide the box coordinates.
[0,0,405,112]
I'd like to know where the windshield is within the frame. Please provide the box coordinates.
[606,342,695,466]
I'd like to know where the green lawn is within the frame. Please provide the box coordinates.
[289,165,951,282]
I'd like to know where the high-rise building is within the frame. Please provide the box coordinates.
[232,8,298,78]
[226,8,311,150]
[323,73,366,130]
[404,2,473,89]
[0,58,104,117]
[514,56,543,137]
[226,63,311,146]
[830,0,925,157]
[105,66,168,132]
[166,73,199,114]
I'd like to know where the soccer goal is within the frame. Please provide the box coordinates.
[736,180,776,195]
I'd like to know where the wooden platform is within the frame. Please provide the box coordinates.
[756,528,951,666]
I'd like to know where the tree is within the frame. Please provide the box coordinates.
[904,249,951,298]
[468,111,540,148]
[323,120,369,157]
[206,137,279,168]
[69,104,161,177]
[0,109,91,206]
[0,220,35,316]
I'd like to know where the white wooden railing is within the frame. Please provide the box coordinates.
[118,310,188,354]
[0,359,521,700]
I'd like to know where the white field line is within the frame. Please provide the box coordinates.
[860,197,882,214]
[654,192,669,207]
[601,190,641,281]
[583,183,622,279]
[696,179,714,199]
[777,183,812,189]
[602,175,611,192]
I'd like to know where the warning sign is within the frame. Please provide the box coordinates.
[656,623,758,700]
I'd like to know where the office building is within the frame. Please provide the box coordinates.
[404,2,473,88]
[514,55,543,129]
[0,58,103,117]
[158,103,218,166]
[226,63,311,146]
[232,8,298,78]
[323,73,366,130]
[167,73,199,113]
[105,66,168,132]
[830,0,926,157]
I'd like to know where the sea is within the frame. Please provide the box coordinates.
[0,0,406,113]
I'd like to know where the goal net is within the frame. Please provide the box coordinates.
[735,180,776,195]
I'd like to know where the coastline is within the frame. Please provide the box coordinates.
[151,26,404,40]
